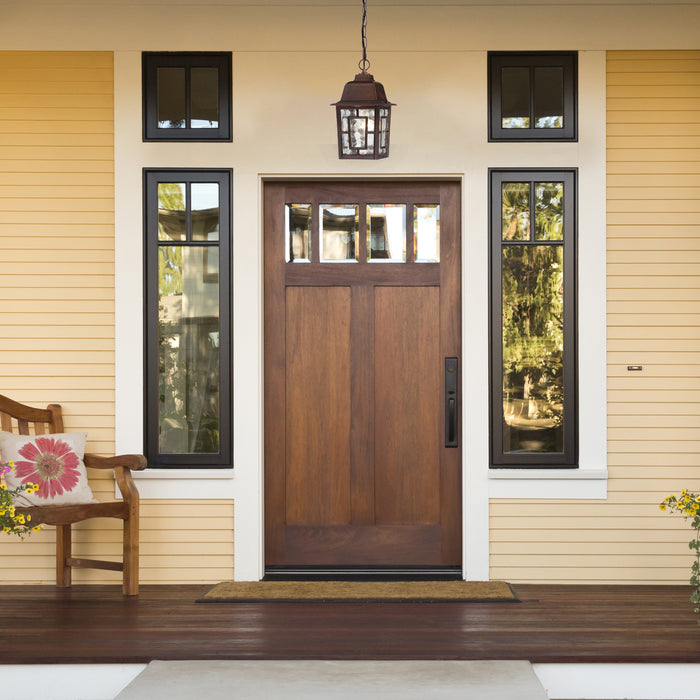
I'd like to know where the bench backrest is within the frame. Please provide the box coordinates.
[0,394,64,436]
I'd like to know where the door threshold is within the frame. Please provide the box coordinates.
[264,567,463,581]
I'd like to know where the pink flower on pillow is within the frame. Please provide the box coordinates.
[14,437,81,500]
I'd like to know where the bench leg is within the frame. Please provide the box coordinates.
[123,512,139,596]
[56,524,71,587]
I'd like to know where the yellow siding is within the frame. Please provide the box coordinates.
[0,52,234,585]
[490,50,700,584]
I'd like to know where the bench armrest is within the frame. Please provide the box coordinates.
[84,454,148,471]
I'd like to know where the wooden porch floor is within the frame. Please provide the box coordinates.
[2,584,699,665]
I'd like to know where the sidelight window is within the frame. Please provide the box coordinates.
[490,170,577,468]
[144,169,232,467]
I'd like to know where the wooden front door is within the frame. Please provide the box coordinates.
[264,180,461,573]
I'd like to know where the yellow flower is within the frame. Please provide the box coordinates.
[26,514,31,521]
[8,461,13,467]
[0,484,6,490]
[32,526,41,532]
[659,504,667,511]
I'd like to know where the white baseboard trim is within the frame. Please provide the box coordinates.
[534,663,700,699]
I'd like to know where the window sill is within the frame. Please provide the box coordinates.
[118,468,235,500]
[488,469,608,499]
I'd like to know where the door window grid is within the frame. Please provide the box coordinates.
[284,202,440,264]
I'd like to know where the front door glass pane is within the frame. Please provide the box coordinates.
[367,204,406,262]
[158,183,187,241]
[286,204,311,262]
[157,67,186,129]
[502,245,564,454]
[158,246,220,455]
[414,205,440,262]
[320,205,359,261]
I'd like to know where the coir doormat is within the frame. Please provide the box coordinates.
[197,580,518,603]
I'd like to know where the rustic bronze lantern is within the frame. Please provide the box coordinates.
[333,0,394,159]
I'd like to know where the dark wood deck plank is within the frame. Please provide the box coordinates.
[1,584,699,664]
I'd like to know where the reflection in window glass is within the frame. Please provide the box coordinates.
[534,67,564,128]
[191,67,219,128]
[501,66,530,128]
[157,67,186,128]
[502,183,530,241]
[535,182,564,240]
[320,205,359,261]
[502,245,564,454]
[158,246,220,454]
[367,205,406,262]
[286,204,311,262]
[192,183,220,241]
[414,205,440,263]
[158,183,187,241]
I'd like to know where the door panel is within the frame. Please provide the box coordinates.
[264,180,461,571]
[374,286,440,525]
[285,286,351,526]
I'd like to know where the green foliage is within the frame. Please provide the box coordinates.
[660,491,700,621]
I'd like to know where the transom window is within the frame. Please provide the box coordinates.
[144,169,232,467]
[488,52,577,142]
[490,169,577,468]
[142,52,232,141]
[284,202,439,264]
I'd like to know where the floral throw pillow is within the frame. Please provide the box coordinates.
[0,431,96,506]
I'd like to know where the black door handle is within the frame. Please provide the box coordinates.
[445,358,458,448]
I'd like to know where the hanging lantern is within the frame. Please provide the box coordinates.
[333,0,394,159]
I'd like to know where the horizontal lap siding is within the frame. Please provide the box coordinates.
[0,52,234,585]
[490,50,700,584]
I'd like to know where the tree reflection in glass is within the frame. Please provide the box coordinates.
[502,245,564,454]
[158,245,220,455]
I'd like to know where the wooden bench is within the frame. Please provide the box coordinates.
[0,394,147,595]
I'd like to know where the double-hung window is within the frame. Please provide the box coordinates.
[490,170,577,468]
[144,169,232,467]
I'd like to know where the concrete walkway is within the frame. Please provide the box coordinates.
[115,660,548,699]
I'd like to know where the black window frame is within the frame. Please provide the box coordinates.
[144,168,233,468]
[142,52,232,142]
[489,168,578,468]
[488,52,577,142]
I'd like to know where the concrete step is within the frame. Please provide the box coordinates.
[115,660,548,700]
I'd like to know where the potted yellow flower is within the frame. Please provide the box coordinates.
[0,460,42,538]
[660,490,700,620]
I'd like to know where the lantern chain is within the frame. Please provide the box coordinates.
[359,0,370,72]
